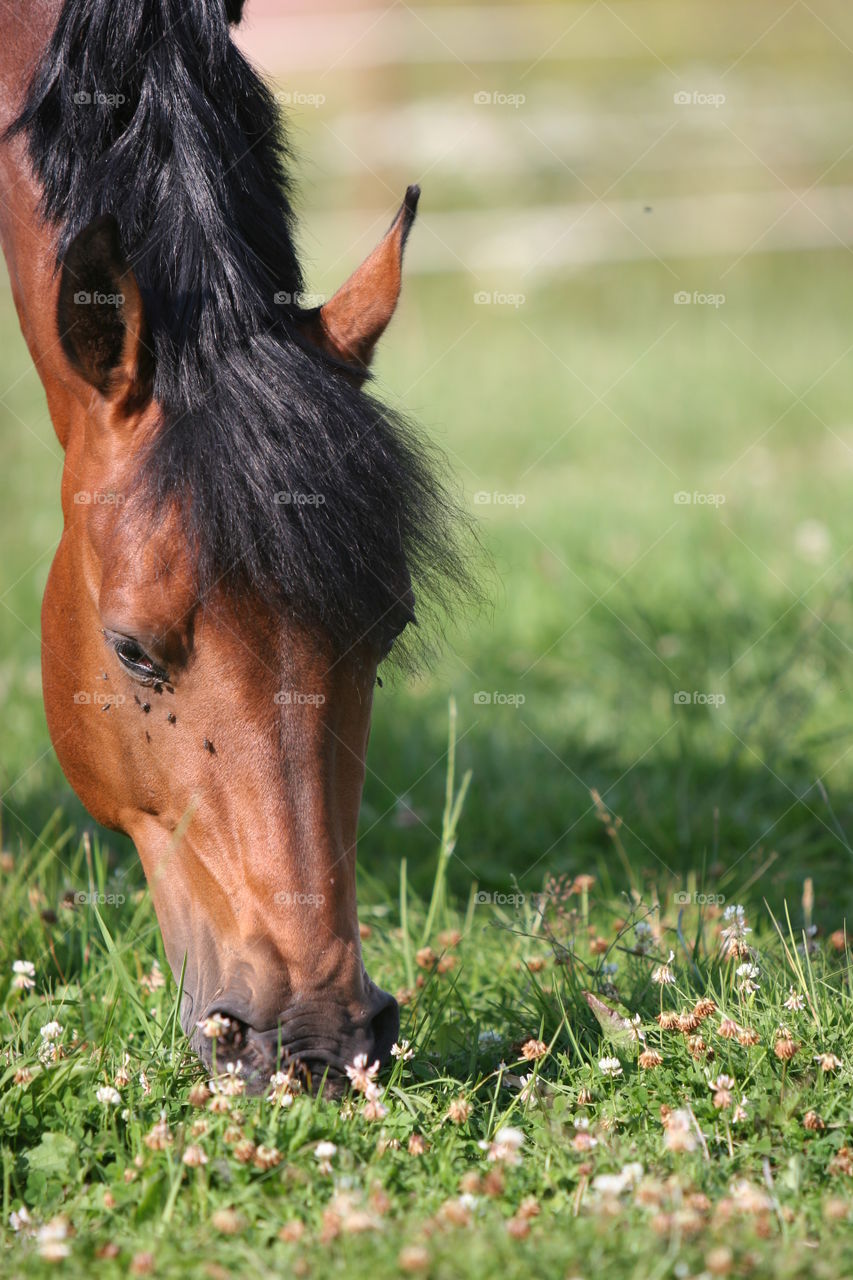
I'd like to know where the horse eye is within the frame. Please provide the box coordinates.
[112,637,166,683]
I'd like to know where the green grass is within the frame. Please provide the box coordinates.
[4,0,853,1274]
[2,739,853,1279]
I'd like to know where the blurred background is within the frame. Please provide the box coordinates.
[4,0,853,917]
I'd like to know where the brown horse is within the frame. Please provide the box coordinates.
[0,1,463,1091]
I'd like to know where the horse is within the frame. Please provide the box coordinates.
[0,0,464,1093]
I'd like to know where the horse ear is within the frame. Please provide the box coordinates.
[57,214,154,410]
[302,185,420,374]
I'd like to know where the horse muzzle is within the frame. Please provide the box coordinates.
[189,986,400,1096]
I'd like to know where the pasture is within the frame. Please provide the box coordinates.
[3,0,853,1275]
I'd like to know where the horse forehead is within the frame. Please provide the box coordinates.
[97,514,195,611]
[96,527,325,674]
[92,503,366,680]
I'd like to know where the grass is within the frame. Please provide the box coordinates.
[2,733,853,1279]
[4,0,853,1274]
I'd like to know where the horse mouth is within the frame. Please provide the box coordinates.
[211,1037,349,1098]
[189,993,399,1097]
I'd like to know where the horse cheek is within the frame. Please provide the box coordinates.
[41,540,125,832]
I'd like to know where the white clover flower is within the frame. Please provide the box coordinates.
[483,1126,524,1164]
[197,1013,231,1039]
[598,1056,623,1078]
[390,1040,414,1062]
[37,1021,65,1067]
[9,1206,33,1233]
[729,1179,772,1213]
[721,905,752,956]
[11,960,36,990]
[592,1162,643,1196]
[663,1109,697,1153]
[735,963,759,979]
[182,1145,208,1167]
[620,1012,646,1045]
[38,1218,69,1242]
[268,1069,301,1106]
[363,1094,388,1121]
[345,1052,380,1094]
[210,1060,246,1097]
[96,1085,121,1106]
[314,1140,337,1173]
[363,1085,392,1120]
[784,988,805,1011]
[114,1053,132,1088]
[36,1218,70,1261]
[652,951,676,985]
[517,1072,546,1107]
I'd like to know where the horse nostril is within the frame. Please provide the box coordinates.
[366,990,400,1063]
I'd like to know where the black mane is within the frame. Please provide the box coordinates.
[11,0,468,660]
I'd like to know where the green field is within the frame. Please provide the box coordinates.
[3,1,853,1276]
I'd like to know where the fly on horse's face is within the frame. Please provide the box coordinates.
[36,207,424,1089]
[0,0,464,1095]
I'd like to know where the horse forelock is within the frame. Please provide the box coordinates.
[11,0,473,664]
